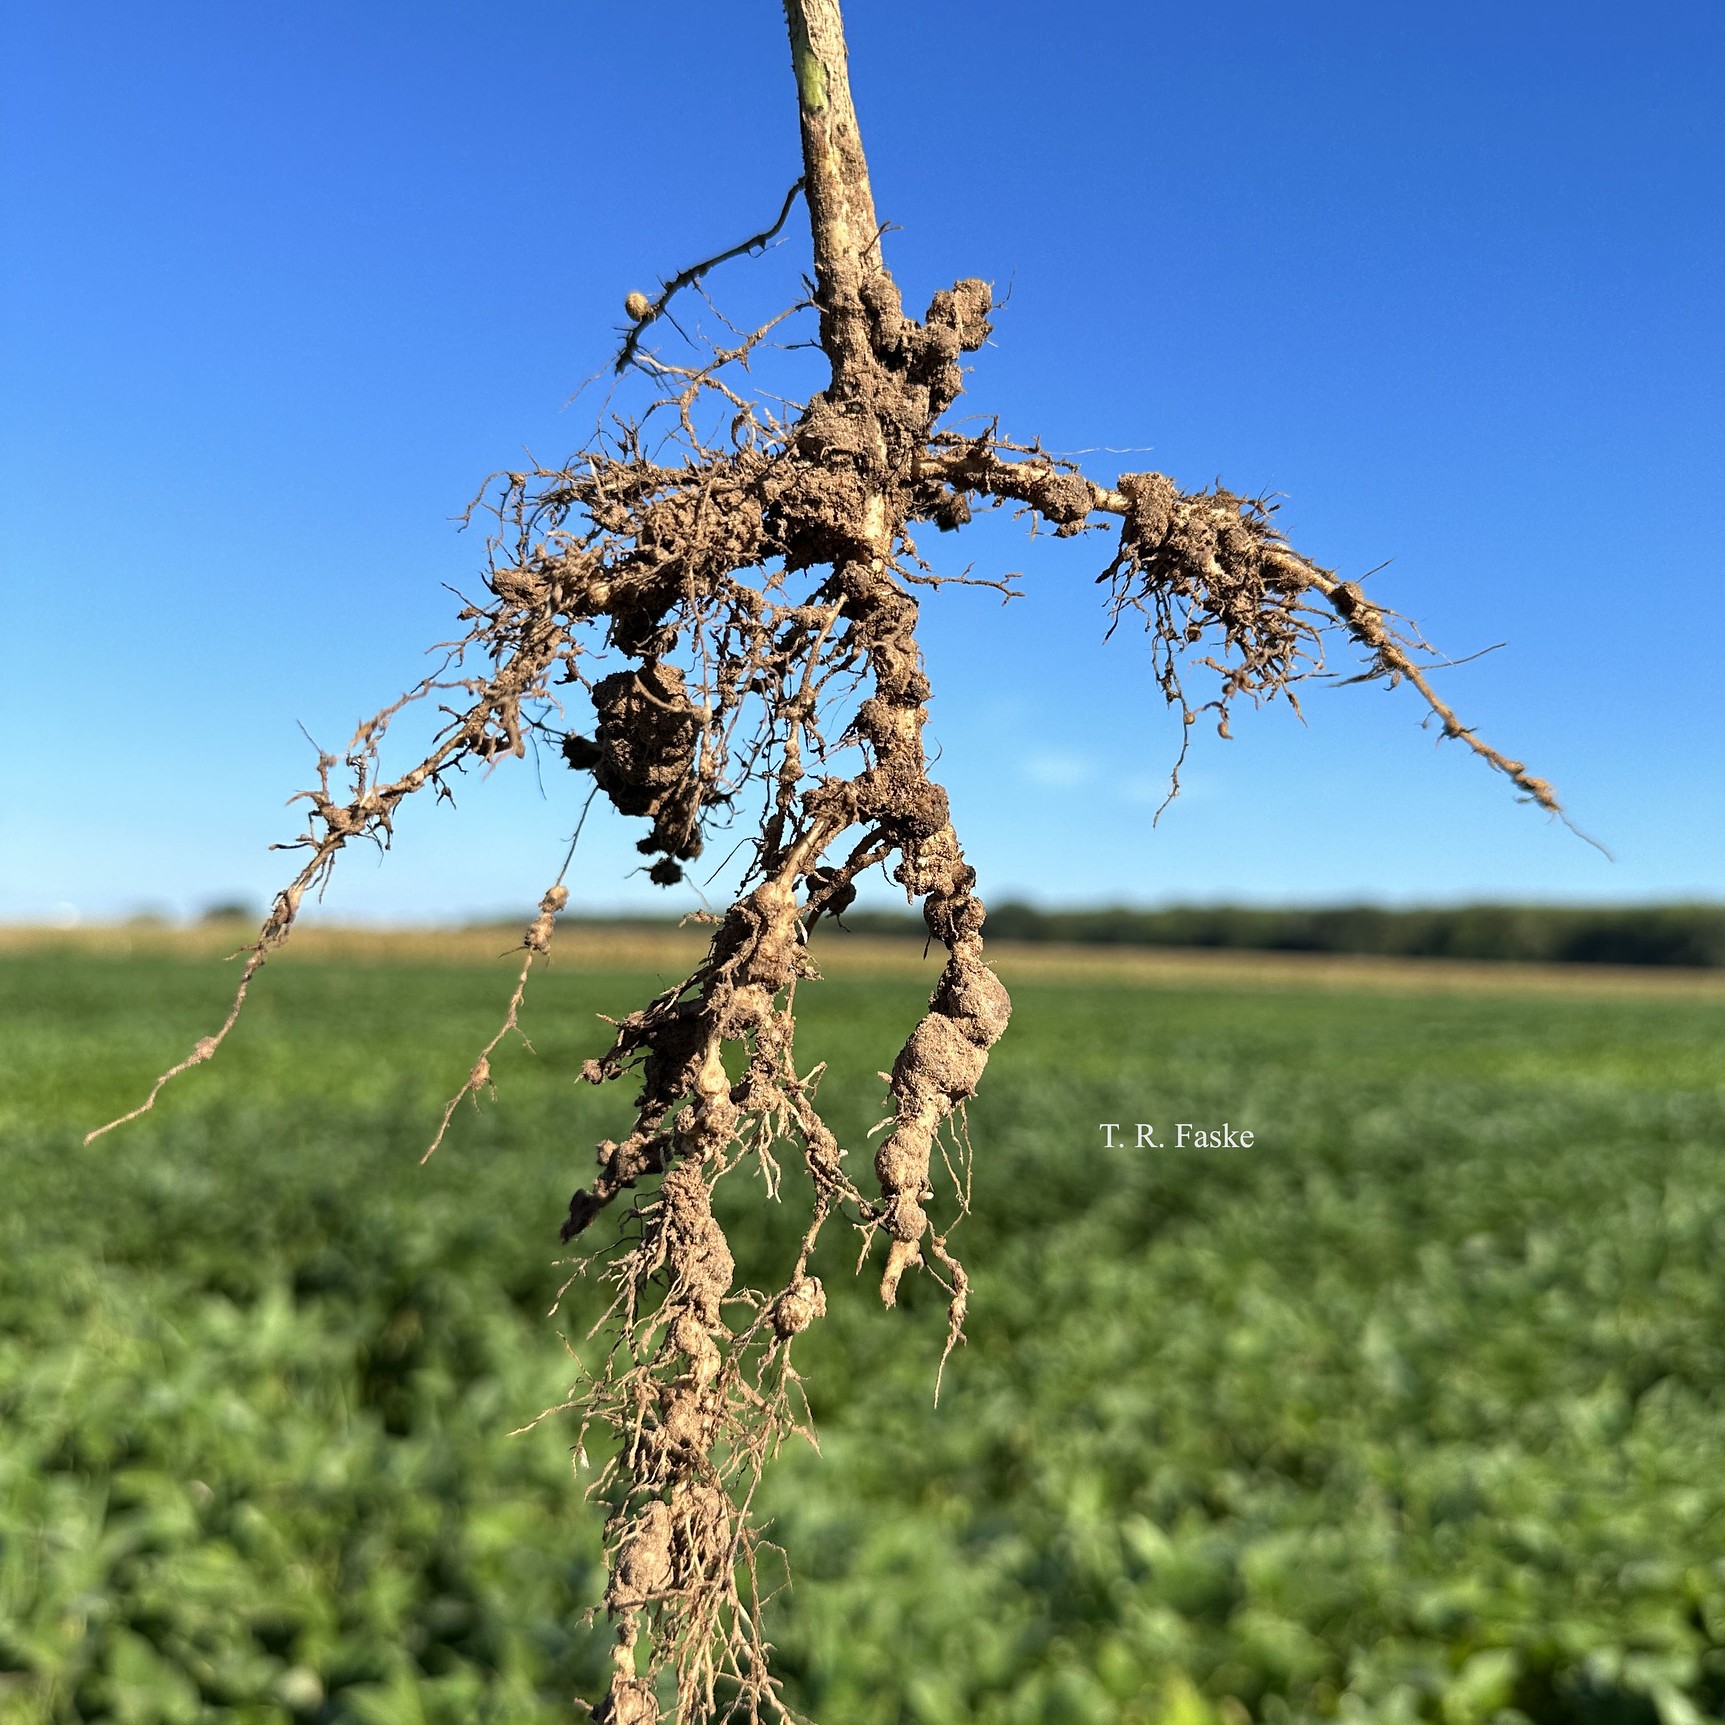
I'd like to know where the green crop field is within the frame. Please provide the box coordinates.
[3,944,1724,1724]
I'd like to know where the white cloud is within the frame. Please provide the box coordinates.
[1022,750,1094,789]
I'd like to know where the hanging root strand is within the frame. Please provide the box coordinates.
[920,435,1572,821]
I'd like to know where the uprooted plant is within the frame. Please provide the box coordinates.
[92,3,1573,1719]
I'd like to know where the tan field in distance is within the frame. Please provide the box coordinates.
[6,918,1724,999]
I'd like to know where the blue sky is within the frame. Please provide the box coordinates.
[3,1,1721,923]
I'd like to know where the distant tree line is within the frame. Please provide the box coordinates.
[832,903,1725,969]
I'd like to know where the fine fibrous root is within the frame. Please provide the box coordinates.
[89,2,1572,1718]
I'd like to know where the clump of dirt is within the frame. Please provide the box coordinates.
[89,3,1572,1718]
[565,661,715,870]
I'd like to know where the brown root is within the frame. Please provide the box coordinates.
[89,3,1571,1718]
[921,434,1576,825]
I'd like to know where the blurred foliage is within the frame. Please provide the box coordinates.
[839,904,1725,969]
[2,952,1724,1722]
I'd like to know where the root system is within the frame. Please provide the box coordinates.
[90,4,1570,1719]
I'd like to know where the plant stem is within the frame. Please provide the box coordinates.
[781,0,900,390]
